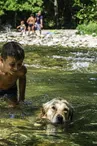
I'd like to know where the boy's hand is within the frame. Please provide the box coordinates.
[19,100,32,106]
[0,70,5,75]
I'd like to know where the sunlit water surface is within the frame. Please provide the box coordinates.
[0,46,97,146]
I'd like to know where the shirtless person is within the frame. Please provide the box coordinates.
[0,41,27,107]
[27,14,35,34]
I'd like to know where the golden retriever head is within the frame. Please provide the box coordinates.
[41,98,73,124]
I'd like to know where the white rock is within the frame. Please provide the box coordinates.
[0,29,97,48]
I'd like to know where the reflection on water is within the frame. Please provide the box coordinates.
[0,46,97,145]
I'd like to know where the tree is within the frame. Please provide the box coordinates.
[0,0,43,27]
[73,0,97,24]
[43,0,75,28]
[54,0,58,28]
[0,1,5,15]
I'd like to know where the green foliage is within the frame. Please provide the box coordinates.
[48,20,56,28]
[4,0,18,11]
[77,21,97,35]
[74,0,97,24]
[0,1,4,15]
[0,0,43,14]
[1,0,97,28]
[18,0,43,12]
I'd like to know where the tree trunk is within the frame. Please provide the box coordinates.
[54,0,58,28]
[14,12,17,27]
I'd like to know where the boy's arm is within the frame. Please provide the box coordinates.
[24,25,26,30]
[27,18,29,24]
[18,67,27,102]
[17,25,20,29]
[40,16,43,28]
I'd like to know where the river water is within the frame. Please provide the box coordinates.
[0,46,97,146]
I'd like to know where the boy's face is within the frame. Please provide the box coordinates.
[2,56,23,75]
[38,11,41,16]
[21,21,24,24]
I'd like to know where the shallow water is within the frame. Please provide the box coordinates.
[0,46,97,146]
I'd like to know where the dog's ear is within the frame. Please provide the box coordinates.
[68,106,73,122]
[62,99,73,122]
[40,107,46,118]
[42,107,45,115]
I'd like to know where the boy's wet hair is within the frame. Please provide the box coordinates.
[1,41,25,60]
[30,13,34,17]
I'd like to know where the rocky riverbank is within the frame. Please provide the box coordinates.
[0,29,97,48]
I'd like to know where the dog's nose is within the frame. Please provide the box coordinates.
[57,114,63,123]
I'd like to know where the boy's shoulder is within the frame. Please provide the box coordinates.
[17,65,27,77]
[0,59,4,75]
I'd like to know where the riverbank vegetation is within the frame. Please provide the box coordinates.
[77,21,97,35]
[0,0,97,32]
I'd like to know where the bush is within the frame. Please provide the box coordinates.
[76,21,97,36]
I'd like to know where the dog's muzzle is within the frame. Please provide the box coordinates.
[56,114,64,124]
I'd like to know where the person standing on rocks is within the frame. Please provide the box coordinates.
[27,14,35,35]
[35,11,43,35]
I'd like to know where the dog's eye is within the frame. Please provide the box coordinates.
[52,106,56,110]
[63,108,68,112]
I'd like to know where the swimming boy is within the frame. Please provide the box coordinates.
[0,41,27,107]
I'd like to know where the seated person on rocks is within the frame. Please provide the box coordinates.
[17,20,26,34]
[0,41,27,107]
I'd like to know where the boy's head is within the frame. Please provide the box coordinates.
[37,11,41,16]
[21,21,24,25]
[1,41,25,60]
[30,14,34,17]
[0,42,25,75]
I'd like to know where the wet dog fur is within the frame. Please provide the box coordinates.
[41,98,73,124]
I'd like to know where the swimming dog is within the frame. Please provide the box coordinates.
[41,98,73,124]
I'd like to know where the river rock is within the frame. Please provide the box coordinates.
[0,29,97,48]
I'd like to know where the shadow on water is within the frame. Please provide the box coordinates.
[0,45,97,145]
